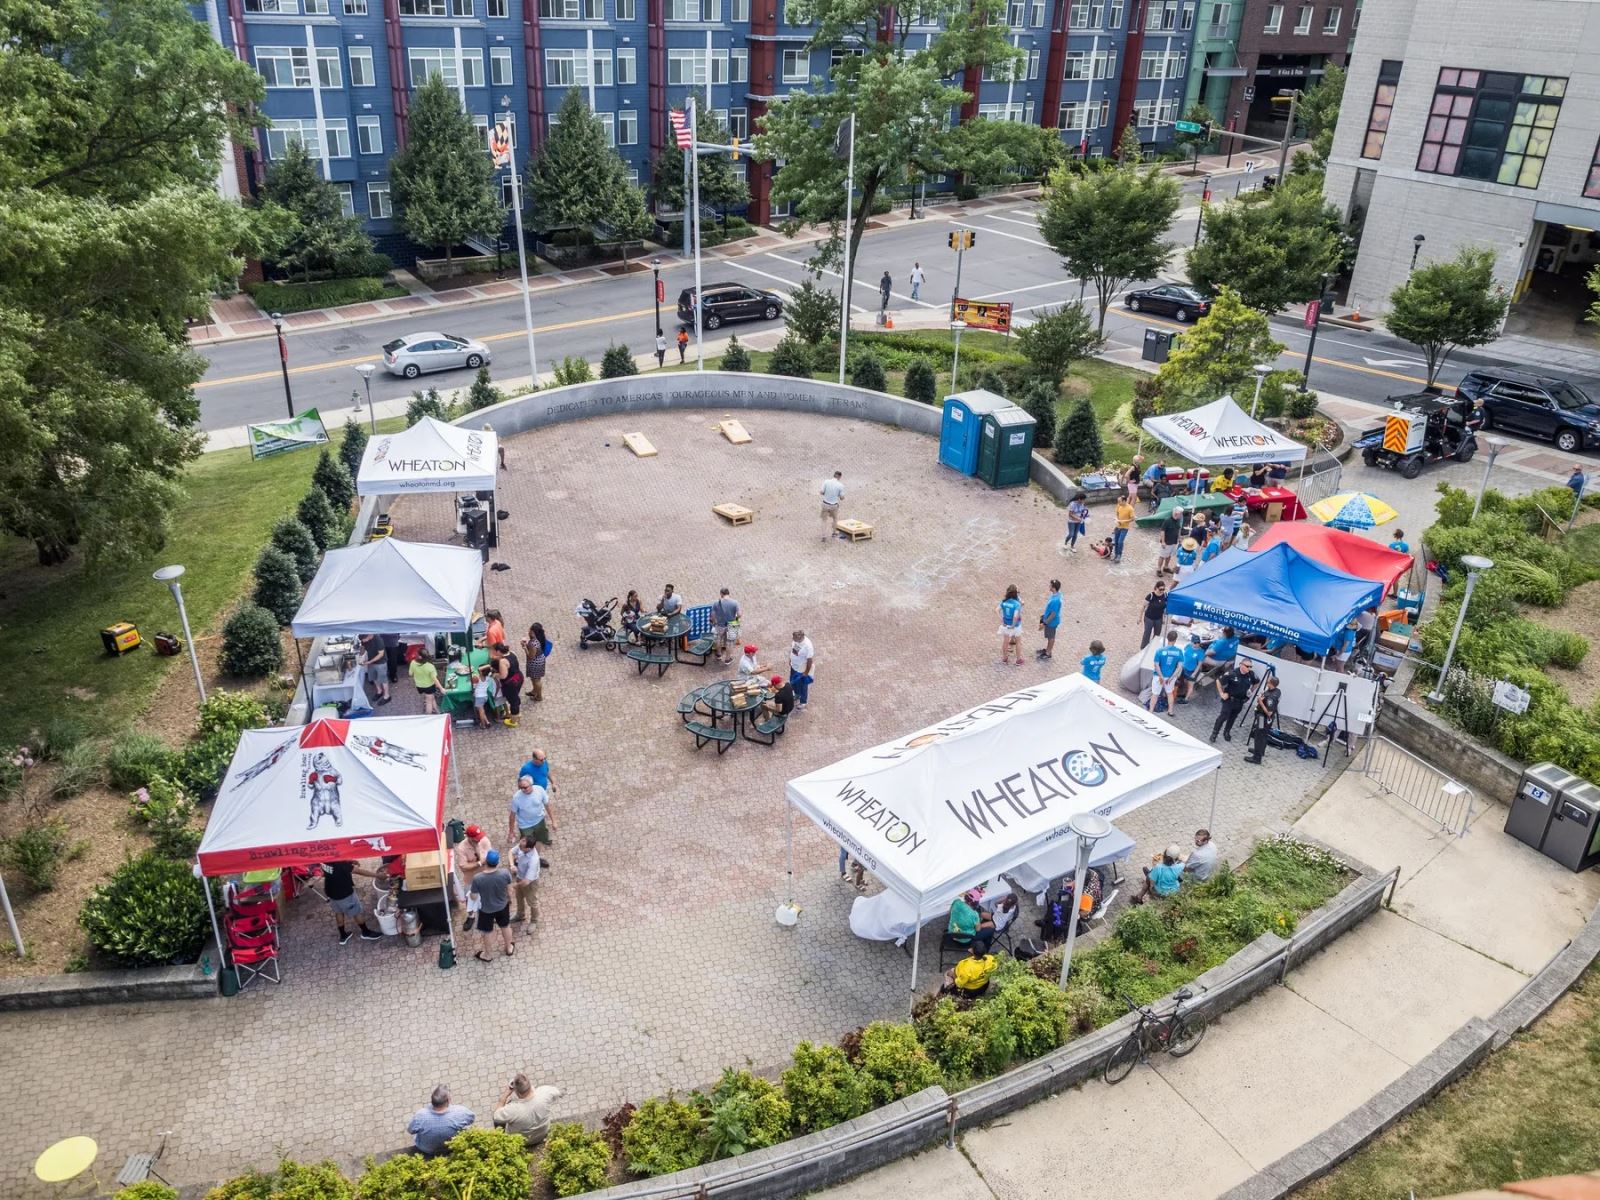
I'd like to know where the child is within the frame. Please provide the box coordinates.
[1175,536,1199,579]
[472,664,496,728]
[1090,533,1116,559]
[1081,640,1106,683]
[1388,528,1409,554]
[1235,520,1254,551]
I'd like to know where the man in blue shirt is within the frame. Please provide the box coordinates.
[1200,626,1239,685]
[407,1085,475,1157]
[1134,845,1185,905]
[1149,630,1184,713]
[1569,465,1587,501]
[1332,618,1360,672]
[1081,639,1106,682]
[1176,633,1205,704]
[1387,528,1409,555]
[517,749,552,791]
[1036,579,1062,661]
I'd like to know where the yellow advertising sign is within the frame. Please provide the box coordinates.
[951,298,1013,334]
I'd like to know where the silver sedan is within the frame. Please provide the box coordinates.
[381,331,492,379]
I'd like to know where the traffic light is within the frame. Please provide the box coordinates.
[947,230,975,250]
[730,137,741,161]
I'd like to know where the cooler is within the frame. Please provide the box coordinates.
[939,389,1014,475]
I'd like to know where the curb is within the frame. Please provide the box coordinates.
[0,961,215,1011]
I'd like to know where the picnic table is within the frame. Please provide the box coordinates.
[440,647,491,716]
[628,613,690,676]
[1224,485,1306,521]
[1135,492,1234,529]
[682,678,783,751]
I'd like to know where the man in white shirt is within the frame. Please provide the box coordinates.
[909,261,925,301]
[492,1073,563,1147]
[511,835,542,930]
[656,584,684,616]
[819,470,844,543]
[1182,828,1219,882]
[738,643,763,678]
[789,629,815,710]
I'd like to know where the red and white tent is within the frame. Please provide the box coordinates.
[197,715,451,876]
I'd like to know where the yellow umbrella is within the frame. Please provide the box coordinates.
[1307,492,1400,530]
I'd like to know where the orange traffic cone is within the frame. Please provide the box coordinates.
[1350,305,1362,322]
[885,316,895,329]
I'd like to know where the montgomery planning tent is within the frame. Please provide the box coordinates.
[1166,543,1385,656]
[785,673,1221,992]
[356,416,497,496]
[1249,522,1413,592]
[1141,396,1308,465]
[291,538,483,638]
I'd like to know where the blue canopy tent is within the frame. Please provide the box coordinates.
[1166,543,1385,656]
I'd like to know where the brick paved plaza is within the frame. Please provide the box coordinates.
[0,408,1538,1193]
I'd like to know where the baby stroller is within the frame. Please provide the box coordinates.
[575,596,618,650]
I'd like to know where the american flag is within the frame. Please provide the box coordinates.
[668,108,693,149]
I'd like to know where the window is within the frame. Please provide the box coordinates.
[1007,0,1025,25]
[244,0,298,11]
[668,48,702,85]
[1293,3,1311,33]
[1107,0,1122,26]
[1065,48,1114,80]
[491,47,513,85]
[732,0,748,17]
[599,112,615,145]
[462,51,484,85]
[399,0,446,13]
[349,47,375,86]
[540,0,602,15]
[1263,3,1281,33]
[1585,138,1600,200]
[546,48,586,87]
[257,47,342,89]
[618,0,636,14]
[409,47,455,86]
[1181,4,1194,30]
[337,183,355,218]
[1139,49,1183,80]
[732,48,747,82]
[324,120,350,157]
[618,109,638,144]
[593,50,614,85]
[344,0,367,13]
[1133,98,1177,127]
[1027,48,1039,79]
[451,0,472,14]
[1146,0,1176,29]
[1058,100,1108,130]
[978,102,1029,123]
[781,48,808,82]
[265,119,318,158]
[712,49,728,82]
[357,115,383,154]
[488,0,507,12]
[729,106,747,138]
[1030,0,1044,25]
[319,49,342,87]
[1417,68,1566,189]
[368,182,392,219]
[1322,5,1339,33]
[618,48,637,83]
[501,175,522,209]
[1361,59,1400,159]
[1207,2,1228,31]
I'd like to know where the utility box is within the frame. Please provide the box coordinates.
[1538,779,1600,873]
[1142,329,1175,364]
[939,389,1014,475]
[975,407,1037,489]
[1505,762,1573,851]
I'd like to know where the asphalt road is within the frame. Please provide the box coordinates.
[194,196,1593,443]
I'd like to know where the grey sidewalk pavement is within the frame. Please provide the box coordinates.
[824,771,1600,1200]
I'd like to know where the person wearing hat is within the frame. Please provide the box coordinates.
[1176,632,1205,704]
[738,643,764,678]
[760,673,796,723]
[470,848,515,961]
[1134,845,1185,905]
[456,824,493,928]
[1212,655,1256,743]
[1175,535,1199,579]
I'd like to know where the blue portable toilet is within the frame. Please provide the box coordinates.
[939,389,1015,475]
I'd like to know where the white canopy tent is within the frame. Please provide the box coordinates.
[785,673,1221,993]
[1141,395,1308,466]
[355,416,498,496]
[291,538,483,637]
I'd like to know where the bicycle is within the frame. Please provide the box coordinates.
[1102,987,1208,1084]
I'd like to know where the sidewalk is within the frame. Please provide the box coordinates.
[821,771,1600,1200]
[190,189,1043,346]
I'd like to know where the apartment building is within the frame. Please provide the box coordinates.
[196,0,1198,257]
[1325,0,1600,337]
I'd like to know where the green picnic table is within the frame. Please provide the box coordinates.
[1135,492,1235,529]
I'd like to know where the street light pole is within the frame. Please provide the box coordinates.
[1471,436,1506,520]
[950,321,967,392]
[1426,554,1493,704]
[651,256,663,338]
[1298,272,1329,393]
[1410,233,1426,274]
[354,364,376,433]
[271,312,294,419]
[154,565,207,706]
[1249,362,1271,418]
[1057,812,1110,991]
[499,98,539,387]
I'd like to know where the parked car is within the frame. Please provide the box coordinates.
[1123,284,1211,323]
[1456,368,1600,453]
[382,332,492,379]
[676,283,784,330]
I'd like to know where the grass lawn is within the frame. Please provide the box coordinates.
[1297,967,1600,1200]
[0,419,403,747]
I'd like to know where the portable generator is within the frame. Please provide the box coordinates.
[101,622,142,656]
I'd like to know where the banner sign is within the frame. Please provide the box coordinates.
[951,297,1013,334]
[247,408,329,460]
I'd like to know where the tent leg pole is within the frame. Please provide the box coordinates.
[909,925,922,1017]
[439,825,456,963]
[199,864,227,976]
[292,636,308,715]
[1207,767,1220,832]
[449,735,464,804]
[784,802,794,905]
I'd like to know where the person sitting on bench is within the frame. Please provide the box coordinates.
[947,890,996,954]
[941,946,998,999]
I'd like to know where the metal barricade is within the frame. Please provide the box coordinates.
[1361,736,1475,836]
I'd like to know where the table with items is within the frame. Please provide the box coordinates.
[440,646,492,717]
[630,612,691,675]
[700,676,774,739]
[1224,485,1306,522]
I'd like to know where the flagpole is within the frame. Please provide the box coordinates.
[497,108,538,389]
[690,94,705,372]
[837,112,855,386]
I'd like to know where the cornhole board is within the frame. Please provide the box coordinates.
[718,419,752,445]
[623,431,657,458]
[836,519,874,542]
[713,503,754,526]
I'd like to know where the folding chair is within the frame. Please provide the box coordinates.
[115,1132,171,1189]
[230,942,281,988]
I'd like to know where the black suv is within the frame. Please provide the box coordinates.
[677,283,783,330]
[1457,368,1600,453]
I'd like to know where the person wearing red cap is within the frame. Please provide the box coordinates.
[456,824,493,930]
[738,643,763,678]
[759,673,795,722]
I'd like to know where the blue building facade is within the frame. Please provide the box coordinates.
[196,0,1197,257]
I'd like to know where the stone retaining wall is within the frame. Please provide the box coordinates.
[1377,694,1524,805]
[0,962,213,1012]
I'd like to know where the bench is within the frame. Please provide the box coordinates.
[677,634,717,665]
[746,712,788,745]
[686,721,737,754]
[712,502,754,525]
[626,647,673,676]
[677,688,710,723]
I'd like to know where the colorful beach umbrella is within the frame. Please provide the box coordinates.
[1308,491,1399,531]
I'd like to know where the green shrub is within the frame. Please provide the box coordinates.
[50,740,103,799]
[903,357,937,405]
[1549,630,1590,669]
[782,1041,870,1133]
[849,350,887,392]
[338,420,369,478]
[253,544,303,626]
[181,728,239,799]
[1054,396,1104,468]
[133,777,201,859]
[206,1167,277,1199]
[201,692,271,738]
[621,1095,706,1176]
[352,1151,433,1200]
[271,517,321,584]
[719,335,752,372]
[600,344,638,378]
[1242,835,1347,910]
[854,1021,942,1107]
[118,1183,180,1200]
[769,335,815,378]
[81,851,211,966]
[297,487,340,550]
[990,962,1074,1058]
[1287,384,1318,419]
[222,604,286,678]
[915,997,1018,1085]
[38,718,88,761]
[429,1129,530,1200]
[702,1068,792,1159]
[207,1159,352,1200]
[975,367,1008,398]
[1113,904,1170,957]
[405,388,451,427]
[1217,890,1271,941]
[553,356,593,387]
[1021,381,1057,450]
[3,820,70,891]
[107,732,178,793]
[464,366,505,412]
[537,1123,611,1198]
[784,278,841,346]
[312,448,355,513]
[245,276,404,314]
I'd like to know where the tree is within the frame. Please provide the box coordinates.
[850,351,887,392]
[221,605,284,678]
[769,336,816,378]
[1054,398,1103,468]
[312,448,354,513]
[261,140,372,281]
[947,119,1065,186]
[1039,163,1180,335]
[252,545,303,627]
[904,358,938,405]
[600,344,638,378]
[785,277,842,346]
[553,356,593,386]
[297,487,339,551]
[1187,175,1346,314]
[528,90,653,242]
[1021,381,1057,450]
[1174,102,1214,169]
[1296,63,1346,171]
[720,336,752,371]
[1115,124,1143,165]
[753,0,1018,292]
[1016,305,1100,385]
[1386,247,1510,386]
[406,387,452,426]
[463,366,504,412]
[338,420,369,478]
[388,74,502,273]
[270,517,320,584]
[975,368,1008,398]
[651,98,750,215]
[0,0,264,565]
[1155,286,1286,409]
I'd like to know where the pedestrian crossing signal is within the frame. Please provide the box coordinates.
[947,230,975,250]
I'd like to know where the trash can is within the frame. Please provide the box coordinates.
[1504,762,1573,850]
[975,407,1037,489]
[1142,329,1175,364]
[939,389,1014,475]
[1537,779,1600,872]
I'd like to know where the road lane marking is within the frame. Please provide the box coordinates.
[980,213,1045,230]
[763,252,937,310]
[971,279,1078,300]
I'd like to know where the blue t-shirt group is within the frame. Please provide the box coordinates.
[1153,644,1185,680]
[1041,592,1062,630]
[999,596,1022,629]
[1081,651,1106,681]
